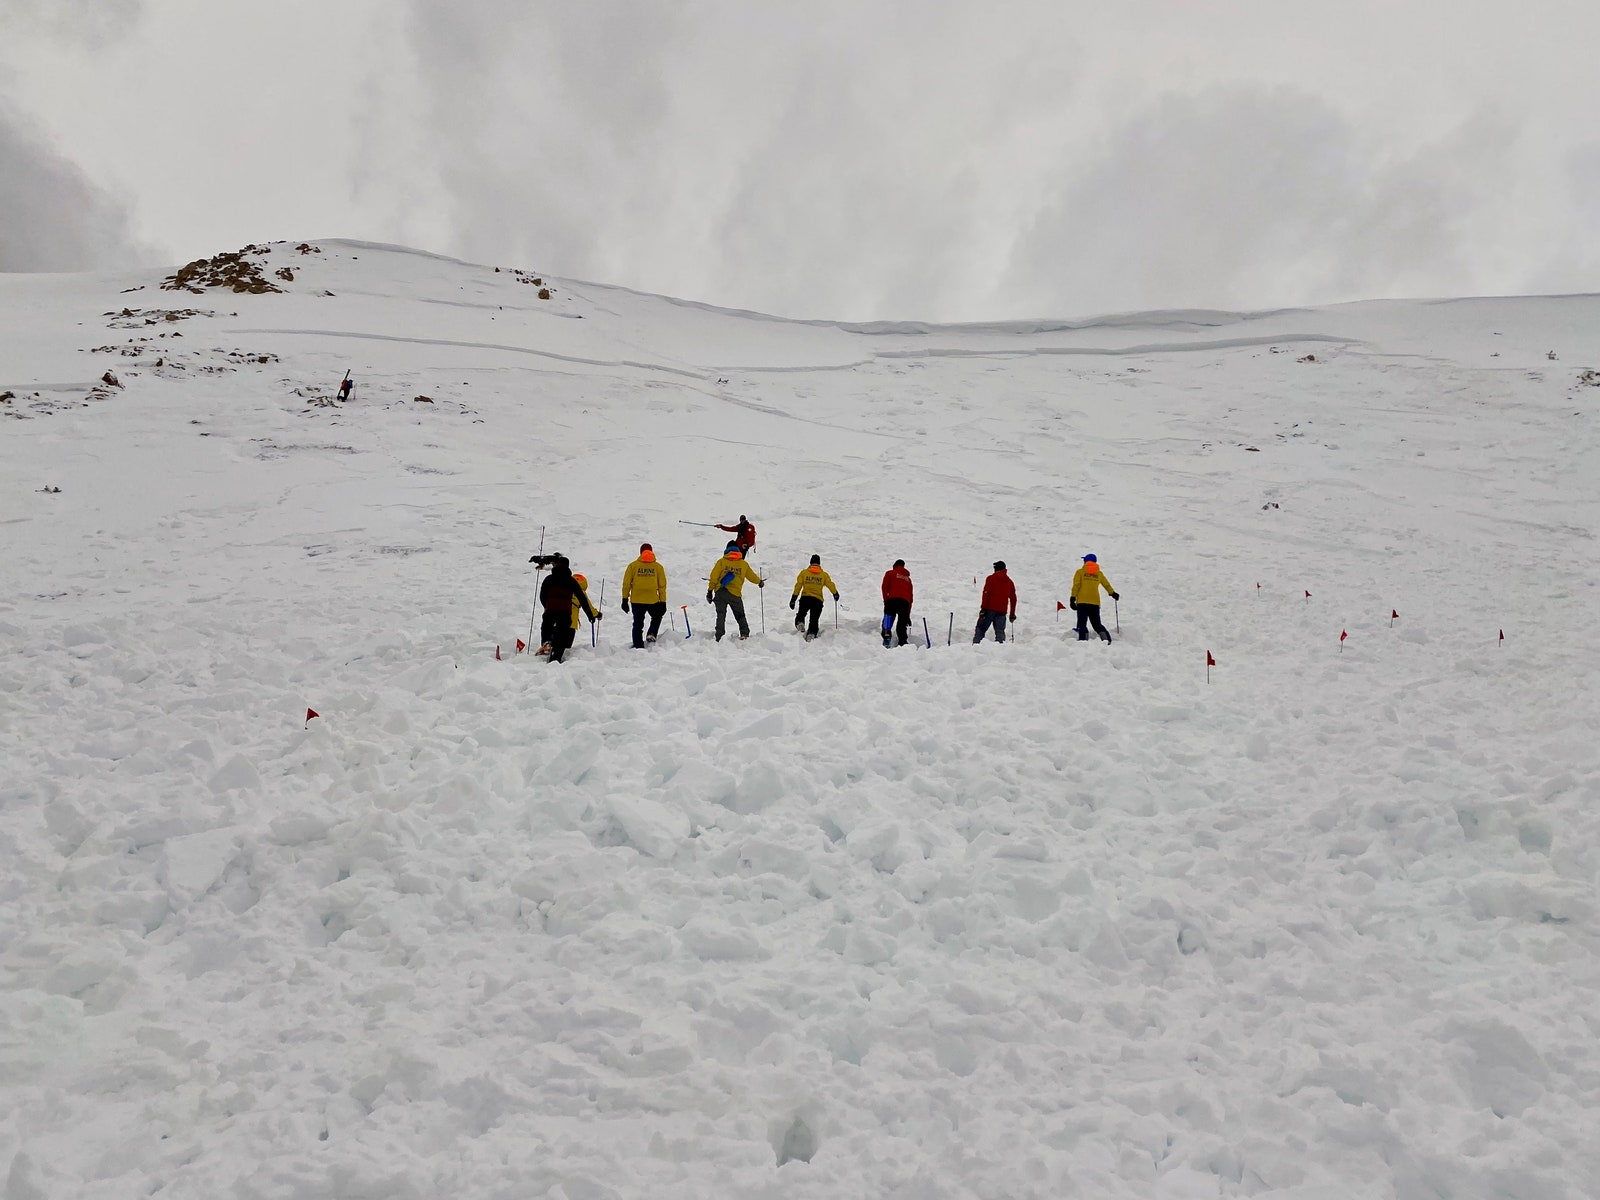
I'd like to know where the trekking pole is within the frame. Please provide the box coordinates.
[526,524,545,649]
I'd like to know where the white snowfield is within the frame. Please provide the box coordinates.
[2,241,1598,1200]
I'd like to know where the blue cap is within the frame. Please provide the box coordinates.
[1083,553,1097,562]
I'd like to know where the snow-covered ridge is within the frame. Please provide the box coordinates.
[2,242,1598,1199]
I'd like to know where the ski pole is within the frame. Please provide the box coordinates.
[758,568,765,634]
[594,579,605,647]
[682,605,692,638]
[677,520,719,528]
[526,524,545,649]
[1114,597,1120,634]
[923,618,932,649]
[833,596,839,629]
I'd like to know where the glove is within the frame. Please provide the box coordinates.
[758,579,765,588]
[1111,592,1120,601]
[593,611,603,622]
[706,590,714,604]
[621,599,630,613]
[789,596,796,609]
[1069,599,1077,610]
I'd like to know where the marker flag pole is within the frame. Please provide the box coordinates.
[1206,651,1214,683]
[947,612,953,646]
[923,617,932,649]
[1391,609,1399,627]
[1305,590,1312,604]
[527,523,546,649]
[682,605,693,638]
[1340,629,1348,651]
[1056,600,1065,623]
[1499,628,1505,647]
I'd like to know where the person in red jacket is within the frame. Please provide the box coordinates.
[715,515,756,557]
[973,561,1017,643]
[881,559,914,647]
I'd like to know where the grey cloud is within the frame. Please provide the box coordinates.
[384,6,1590,320]
[0,103,143,271]
[1000,87,1525,315]
[0,0,144,48]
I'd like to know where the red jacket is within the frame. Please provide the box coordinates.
[882,566,913,606]
[717,521,756,551]
[980,570,1016,615]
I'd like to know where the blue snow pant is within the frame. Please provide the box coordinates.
[973,609,1008,643]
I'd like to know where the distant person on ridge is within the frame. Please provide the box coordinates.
[1068,553,1118,644]
[881,559,914,647]
[337,374,353,401]
[621,542,668,648]
[715,515,756,557]
[789,554,839,640]
[973,561,1017,644]
[707,542,764,641]
[538,555,599,663]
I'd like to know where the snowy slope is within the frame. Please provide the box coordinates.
[2,241,1599,1200]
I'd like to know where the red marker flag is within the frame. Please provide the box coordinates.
[1339,629,1348,651]
[1499,629,1505,643]
[516,638,527,653]
[495,644,502,660]
[1390,609,1398,627]
[1056,601,1066,611]
[305,707,319,728]
[1305,590,1312,600]
[1206,650,1215,683]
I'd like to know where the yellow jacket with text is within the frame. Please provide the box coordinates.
[709,554,763,598]
[1069,565,1116,606]
[622,556,667,606]
[792,565,839,600]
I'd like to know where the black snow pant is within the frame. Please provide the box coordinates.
[542,612,578,662]
[973,609,1009,643]
[1076,603,1111,643]
[883,598,911,646]
[714,590,749,640]
[631,601,667,647]
[795,595,824,636]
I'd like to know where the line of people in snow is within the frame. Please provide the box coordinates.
[529,517,1120,662]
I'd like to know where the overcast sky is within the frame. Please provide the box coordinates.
[2,0,1597,320]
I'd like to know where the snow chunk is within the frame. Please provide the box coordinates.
[206,754,261,794]
[607,794,687,860]
[161,828,240,901]
[679,917,766,960]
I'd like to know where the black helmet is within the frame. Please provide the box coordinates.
[993,561,1006,571]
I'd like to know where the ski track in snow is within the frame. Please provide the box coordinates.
[2,242,1599,1199]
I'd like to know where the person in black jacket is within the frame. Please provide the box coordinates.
[538,556,600,663]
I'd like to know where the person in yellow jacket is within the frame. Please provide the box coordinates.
[568,573,602,641]
[621,542,668,648]
[707,542,764,641]
[1068,553,1119,643]
[789,554,840,640]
